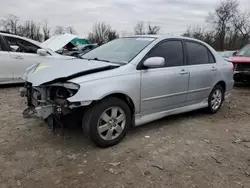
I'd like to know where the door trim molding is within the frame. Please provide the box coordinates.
[142,91,187,102]
[142,87,210,102]
[187,87,211,94]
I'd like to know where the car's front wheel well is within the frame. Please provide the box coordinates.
[101,93,135,115]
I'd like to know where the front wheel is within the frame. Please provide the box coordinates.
[207,85,224,113]
[82,97,131,148]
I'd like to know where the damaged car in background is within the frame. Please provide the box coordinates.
[20,36,234,148]
[0,32,74,84]
[229,44,250,83]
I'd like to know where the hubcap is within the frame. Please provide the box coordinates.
[211,89,222,110]
[97,107,126,140]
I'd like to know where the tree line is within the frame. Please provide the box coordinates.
[183,0,250,50]
[0,14,161,45]
[1,0,249,50]
[0,14,77,41]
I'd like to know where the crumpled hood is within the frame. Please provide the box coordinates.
[230,56,250,63]
[42,34,77,52]
[25,59,118,86]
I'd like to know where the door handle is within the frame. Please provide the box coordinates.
[13,56,24,60]
[180,69,189,75]
[211,67,217,71]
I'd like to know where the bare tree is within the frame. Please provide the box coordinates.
[183,25,216,46]
[66,26,76,34]
[147,23,160,35]
[42,20,51,41]
[207,0,239,50]
[232,11,250,46]
[1,14,19,34]
[134,21,160,35]
[88,22,118,44]
[54,26,65,35]
[107,30,119,41]
[17,21,43,41]
[184,0,250,50]
[134,21,145,35]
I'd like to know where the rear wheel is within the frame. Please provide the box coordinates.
[207,85,224,113]
[82,97,131,148]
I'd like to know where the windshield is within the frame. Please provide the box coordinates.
[81,37,155,64]
[237,45,250,57]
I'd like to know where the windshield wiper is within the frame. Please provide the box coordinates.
[88,57,110,63]
[81,57,127,65]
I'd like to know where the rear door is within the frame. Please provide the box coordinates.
[184,40,217,105]
[0,35,13,83]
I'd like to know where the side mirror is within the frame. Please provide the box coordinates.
[143,57,165,68]
[233,51,238,56]
[37,49,48,56]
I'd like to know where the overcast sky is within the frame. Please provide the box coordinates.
[0,0,250,37]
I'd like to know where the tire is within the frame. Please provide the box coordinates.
[82,97,131,148]
[207,84,224,114]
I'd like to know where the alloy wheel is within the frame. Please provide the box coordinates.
[211,89,222,111]
[97,107,126,140]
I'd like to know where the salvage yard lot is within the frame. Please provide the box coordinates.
[0,85,250,188]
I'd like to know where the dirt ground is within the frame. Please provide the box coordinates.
[0,85,250,188]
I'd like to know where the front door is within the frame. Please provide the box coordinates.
[0,51,13,83]
[184,40,218,105]
[3,35,45,82]
[140,40,189,116]
[0,35,14,83]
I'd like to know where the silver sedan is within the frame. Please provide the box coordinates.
[21,35,234,147]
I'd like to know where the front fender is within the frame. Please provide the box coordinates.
[67,73,141,113]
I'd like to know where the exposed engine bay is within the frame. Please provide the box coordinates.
[20,81,85,134]
[21,82,82,119]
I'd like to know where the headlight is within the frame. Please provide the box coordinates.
[60,82,80,90]
[48,82,80,100]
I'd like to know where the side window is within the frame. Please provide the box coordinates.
[186,42,209,65]
[208,50,216,63]
[5,36,40,54]
[0,37,3,51]
[148,40,184,67]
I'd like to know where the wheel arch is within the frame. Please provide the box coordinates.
[215,80,226,92]
[100,92,136,115]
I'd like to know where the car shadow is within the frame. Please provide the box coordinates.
[54,108,209,148]
[0,83,24,88]
[234,82,250,89]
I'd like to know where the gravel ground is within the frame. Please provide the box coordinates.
[0,85,250,188]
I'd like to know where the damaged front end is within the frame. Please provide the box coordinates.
[20,81,86,121]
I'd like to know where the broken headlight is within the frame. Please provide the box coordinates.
[48,82,80,100]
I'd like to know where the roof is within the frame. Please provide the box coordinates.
[124,35,202,41]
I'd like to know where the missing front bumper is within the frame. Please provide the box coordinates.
[36,105,54,119]
[22,105,66,120]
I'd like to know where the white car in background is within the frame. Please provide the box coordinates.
[0,32,75,84]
